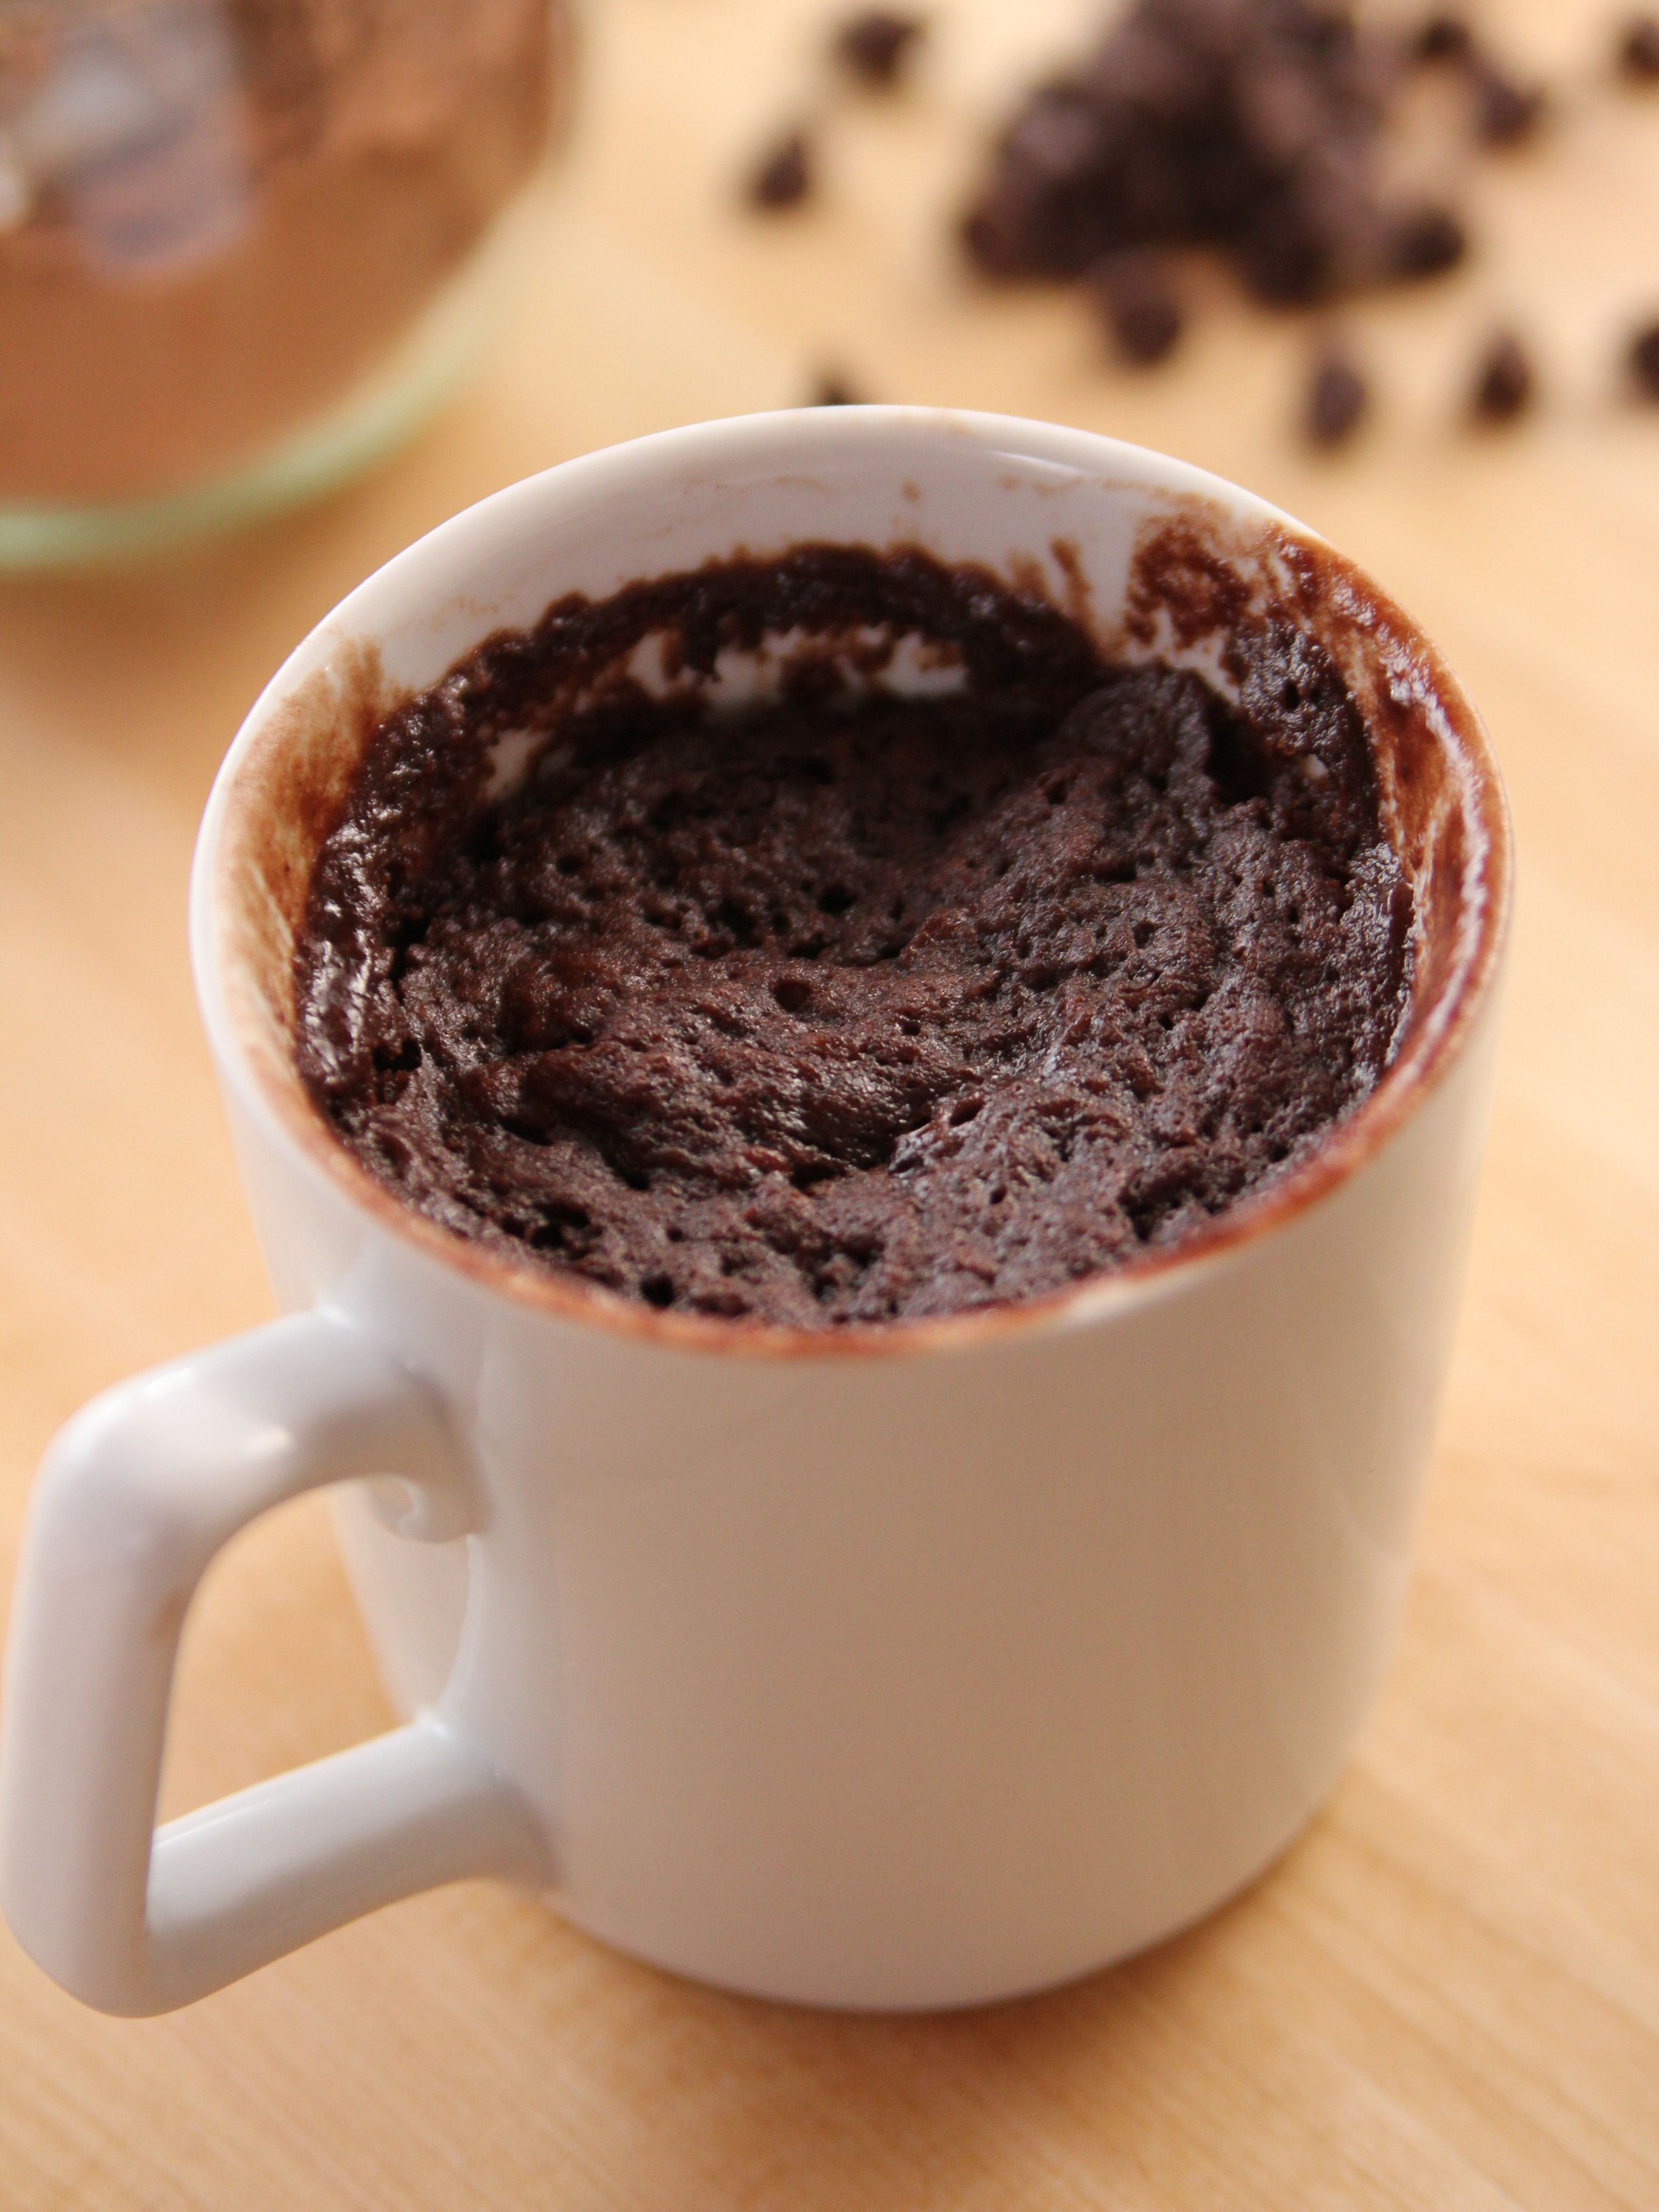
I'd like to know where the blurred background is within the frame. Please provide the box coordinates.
[0,3,1654,2207]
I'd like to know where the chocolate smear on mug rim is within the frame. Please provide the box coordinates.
[275,519,1511,1335]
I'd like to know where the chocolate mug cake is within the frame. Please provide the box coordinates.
[0,413,1508,2024]
[295,543,1412,1327]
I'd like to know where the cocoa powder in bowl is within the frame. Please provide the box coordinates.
[0,0,560,507]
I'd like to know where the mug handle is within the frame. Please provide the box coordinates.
[0,1309,545,2015]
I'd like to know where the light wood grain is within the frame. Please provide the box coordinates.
[1,2,1655,2204]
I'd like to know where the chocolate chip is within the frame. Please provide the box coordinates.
[1006,89,1119,190]
[835,11,926,87]
[1390,203,1469,279]
[748,130,812,211]
[960,198,1017,275]
[1469,330,1535,422]
[1089,248,1183,364]
[812,370,864,406]
[1411,12,1474,64]
[1617,15,1659,80]
[1474,68,1547,146]
[1305,350,1368,447]
[1242,212,1342,307]
[1627,320,1659,399]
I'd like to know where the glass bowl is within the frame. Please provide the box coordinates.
[0,0,573,568]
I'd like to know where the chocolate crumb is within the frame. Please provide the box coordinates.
[1470,331,1535,422]
[1305,351,1369,448]
[1473,68,1548,146]
[812,370,864,405]
[835,10,926,87]
[1389,204,1470,281]
[1089,249,1183,366]
[748,130,813,211]
[1617,15,1659,80]
[1411,12,1475,64]
[1627,320,1659,398]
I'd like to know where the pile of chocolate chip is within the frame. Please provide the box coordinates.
[958,0,1659,442]
[965,1,1474,306]
[745,3,1659,446]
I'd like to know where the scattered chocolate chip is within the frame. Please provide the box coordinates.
[1470,330,1535,422]
[1617,14,1659,80]
[1305,350,1369,448]
[1628,319,1659,398]
[1411,12,1475,64]
[812,370,864,405]
[1474,68,1548,146]
[1089,248,1183,365]
[1389,203,1469,280]
[835,10,926,88]
[748,130,812,211]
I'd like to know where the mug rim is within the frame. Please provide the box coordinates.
[191,407,1513,1361]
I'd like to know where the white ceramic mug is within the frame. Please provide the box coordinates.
[0,410,1511,2018]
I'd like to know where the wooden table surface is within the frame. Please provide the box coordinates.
[2,2,1655,2204]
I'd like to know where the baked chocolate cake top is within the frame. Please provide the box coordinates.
[294,544,1412,1328]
